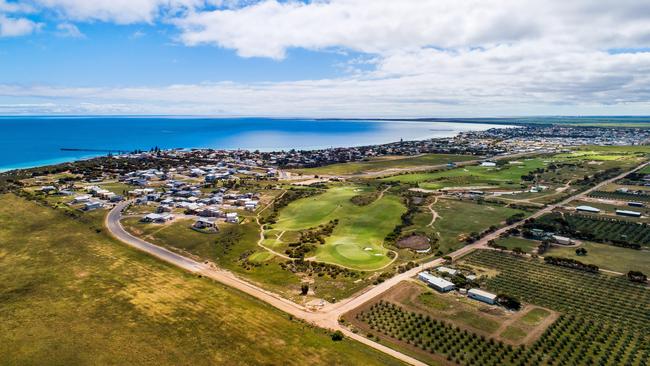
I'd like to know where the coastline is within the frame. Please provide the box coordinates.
[0,118,513,173]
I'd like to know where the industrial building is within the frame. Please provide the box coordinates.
[468,288,497,305]
[616,209,641,217]
[418,272,455,292]
[576,205,600,213]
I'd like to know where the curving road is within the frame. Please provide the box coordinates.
[105,161,647,366]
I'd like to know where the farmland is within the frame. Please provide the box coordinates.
[351,301,648,366]
[588,190,650,203]
[0,194,403,366]
[290,153,477,175]
[423,199,526,253]
[494,237,540,253]
[461,250,650,330]
[528,212,650,248]
[545,241,650,274]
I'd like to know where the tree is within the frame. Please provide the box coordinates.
[300,283,309,295]
[496,294,521,310]
[575,247,587,256]
[331,330,344,341]
[627,270,647,283]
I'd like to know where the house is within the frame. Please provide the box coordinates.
[616,209,641,217]
[109,194,124,202]
[73,194,91,203]
[436,266,458,276]
[84,201,103,211]
[141,213,174,223]
[576,205,600,213]
[418,272,455,292]
[193,217,217,230]
[40,185,57,193]
[225,212,239,223]
[552,235,572,245]
[628,202,645,208]
[468,288,497,305]
[198,207,221,217]
[156,205,172,213]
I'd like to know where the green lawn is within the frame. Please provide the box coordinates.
[545,242,650,273]
[272,186,406,270]
[290,153,476,176]
[0,194,403,366]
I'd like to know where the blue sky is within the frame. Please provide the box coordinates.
[0,1,649,117]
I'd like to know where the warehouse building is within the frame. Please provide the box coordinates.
[576,205,600,213]
[468,288,497,305]
[616,209,641,217]
[418,272,455,292]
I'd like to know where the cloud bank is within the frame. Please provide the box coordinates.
[1,0,650,116]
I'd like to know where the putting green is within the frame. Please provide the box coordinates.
[272,186,405,270]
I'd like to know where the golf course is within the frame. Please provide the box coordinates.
[271,185,406,270]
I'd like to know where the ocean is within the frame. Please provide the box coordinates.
[0,117,510,171]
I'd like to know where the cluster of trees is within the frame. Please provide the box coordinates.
[349,192,379,206]
[297,219,338,245]
[279,259,359,279]
[627,270,647,284]
[505,212,526,225]
[384,195,419,245]
[575,247,588,256]
[496,294,521,310]
[544,256,599,273]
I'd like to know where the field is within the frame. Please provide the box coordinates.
[425,199,526,253]
[382,159,547,188]
[494,237,540,253]
[271,185,406,270]
[545,241,650,273]
[588,190,650,203]
[461,250,650,329]
[290,153,476,175]
[0,194,403,366]
[530,212,650,248]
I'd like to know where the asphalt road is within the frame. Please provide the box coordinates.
[105,160,647,366]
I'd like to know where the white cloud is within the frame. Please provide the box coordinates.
[55,22,84,37]
[0,14,41,37]
[174,0,650,59]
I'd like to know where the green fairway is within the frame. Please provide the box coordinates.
[545,241,650,273]
[0,194,403,366]
[272,186,406,270]
[290,153,476,175]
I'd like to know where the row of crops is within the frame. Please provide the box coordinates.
[530,212,650,248]
[356,301,649,366]
[588,190,650,203]
[462,250,650,330]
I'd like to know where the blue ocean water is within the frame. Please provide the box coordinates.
[0,117,508,171]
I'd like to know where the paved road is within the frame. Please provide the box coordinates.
[105,160,646,366]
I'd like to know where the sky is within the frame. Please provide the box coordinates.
[0,0,649,117]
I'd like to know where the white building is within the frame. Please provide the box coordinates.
[141,213,174,223]
[576,205,600,213]
[468,288,497,305]
[436,266,458,276]
[616,209,641,217]
[552,235,572,245]
[193,217,217,229]
[480,161,497,167]
[418,272,455,292]
[73,194,91,203]
[225,212,239,223]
